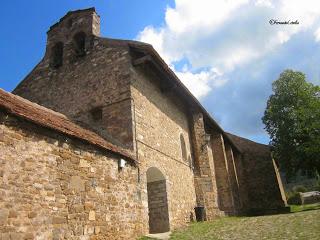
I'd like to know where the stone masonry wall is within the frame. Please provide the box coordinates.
[14,28,134,149]
[224,144,242,213]
[190,111,223,219]
[211,133,234,215]
[0,112,144,240]
[242,152,286,214]
[46,8,100,50]
[232,151,249,213]
[225,133,287,214]
[147,180,170,233]
[206,142,225,217]
[131,66,197,231]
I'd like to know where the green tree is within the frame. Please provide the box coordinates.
[262,70,320,177]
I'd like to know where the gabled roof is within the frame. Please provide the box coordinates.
[13,5,255,154]
[92,37,242,152]
[226,133,271,157]
[0,89,136,162]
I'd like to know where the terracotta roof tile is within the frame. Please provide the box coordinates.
[0,89,136,162]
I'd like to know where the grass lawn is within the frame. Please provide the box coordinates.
[140,204,320,240]
[290,203,320,213]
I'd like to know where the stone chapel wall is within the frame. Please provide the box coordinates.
[131,66,197,231]
[13,9,135,149]
[0,112,144,240]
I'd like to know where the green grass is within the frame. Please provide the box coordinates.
[169,209,320,240]
[139,206,320,239]
[290,203,320,213]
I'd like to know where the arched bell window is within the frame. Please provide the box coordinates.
[73,31,86,57]
[50,42,63,68]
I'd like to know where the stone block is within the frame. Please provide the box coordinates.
[8,210,18,218]
[84,225,94,234]
[80,159,90,168]
[52,216,67,224]
[95,226,101,234]
[23,233,34,240]
[69,176,85,192]
[0,209,9,225]
[73,204,84,213]
[33,183,43,189]
[28,212,37,219]
[10,232,23,239]
[89,211,96,221]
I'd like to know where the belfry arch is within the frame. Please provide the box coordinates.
[146,167,170,233]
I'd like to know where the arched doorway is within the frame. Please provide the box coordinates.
[146,167,170,233]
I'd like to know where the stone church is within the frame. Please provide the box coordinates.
[0,8,287,240]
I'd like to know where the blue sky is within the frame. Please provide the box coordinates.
[0,0,173,91]
[1,0,320,144]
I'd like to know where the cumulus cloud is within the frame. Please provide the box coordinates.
[255,0,274,8]
[314,27,320,42]
[136,0,320,142]
[174,66,226,99]
[165,0,249,34]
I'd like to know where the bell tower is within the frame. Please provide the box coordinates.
[13,8,135,150]
[45,8,100,68]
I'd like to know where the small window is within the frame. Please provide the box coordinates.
[180,133,187,162]
[73,32,86,57]
[67,19,73,28]
[90,107,103,121]
[50,42,63,68]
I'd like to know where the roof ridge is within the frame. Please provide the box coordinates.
[225,132,270,147]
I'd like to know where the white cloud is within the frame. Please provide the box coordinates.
[279,0,320,27]
[255,0,274,8]
[137,26,163,53]
[137,26,176,64]
[314,27,320,42]
[174,66,226,99]
[165,0,249,34]
[276,31,290,44]
[136,0,320,140]
[137,0,320,98]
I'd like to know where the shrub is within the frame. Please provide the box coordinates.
[315,173,320,191]
[287,192,302,205]
[292,185,307,193]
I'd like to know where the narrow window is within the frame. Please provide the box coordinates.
[50,42,63,68]
[180,133,187,162]
[67,18,73,29]
[90,107,103,121]
[73,32,86,57]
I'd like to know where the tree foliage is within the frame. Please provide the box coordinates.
[262,70,320,176]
